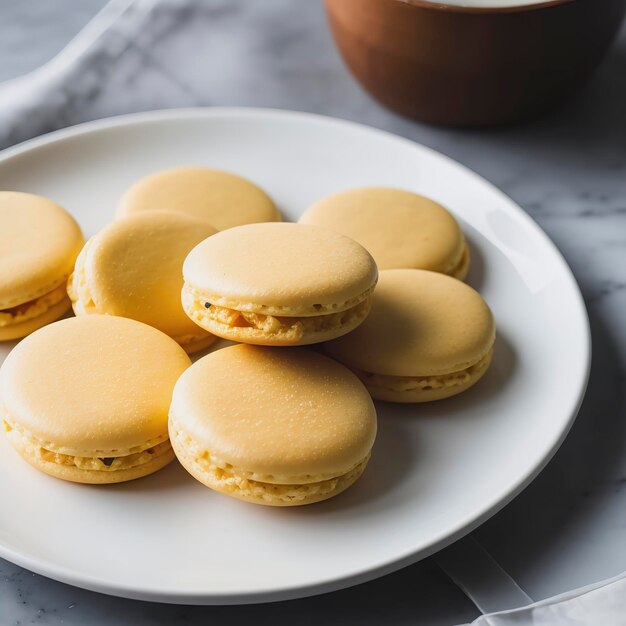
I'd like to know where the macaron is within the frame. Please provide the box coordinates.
[299,187,469,279]
[169,344,377,506]
[0,192,84,341]
[67,210,218,354]
[182,222,378,346]
[325,269,495,403]
[0,315,191,483]
[116,167,280,230]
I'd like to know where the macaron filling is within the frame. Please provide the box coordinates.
[0,282,69,328]
[181,282,374,342]
[170,415,370,505]
[188,299,372,342]
[66,238,97,314]
[352,347,493,394]
[3,417,172,472]
[182,283,376,317]
[195,455,369,505]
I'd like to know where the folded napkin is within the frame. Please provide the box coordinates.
[0,0,211,149]
[460,571,626,625]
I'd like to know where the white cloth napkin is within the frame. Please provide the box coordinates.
[460,571,626,625]
[0,0,134,147]
[0,0,203,149]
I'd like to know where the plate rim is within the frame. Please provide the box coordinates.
[0,107,591,604]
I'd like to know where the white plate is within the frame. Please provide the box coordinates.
[0,108,590,604]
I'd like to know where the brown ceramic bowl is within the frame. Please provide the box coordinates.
[325,0,626,126]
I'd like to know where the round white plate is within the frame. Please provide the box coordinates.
[0,108,590,604]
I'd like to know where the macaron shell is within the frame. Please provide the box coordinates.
[169,344,377,481]
[69,210,217,344]
[299,187,466,275]
[0,192,84,308]
[325,269,495,377]
[452,245,470,281]
[0,297,71,341]
[183,223,378,312]
[0,315,191,455]
[116,167,280,230]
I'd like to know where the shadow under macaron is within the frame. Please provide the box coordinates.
[260,416,417,517]
[375,330,517,418]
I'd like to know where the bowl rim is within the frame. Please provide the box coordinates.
[390,0,574,14]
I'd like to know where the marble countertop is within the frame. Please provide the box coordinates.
[1,1,625,624]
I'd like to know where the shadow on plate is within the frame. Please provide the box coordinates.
[476,304,626,586]
[264,415,416,518]
[379,329,517,423]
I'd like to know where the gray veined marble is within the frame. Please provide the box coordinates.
[1,1,626,624]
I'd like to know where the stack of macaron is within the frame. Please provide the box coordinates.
[0,167,495,507]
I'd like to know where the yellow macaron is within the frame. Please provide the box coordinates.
[169,344,377,506]
[67,210,218,354]
[182,222,378,346]
[0,192,84,341]
[116,167,280,230]
[0,315,191,483]
[325,269,495,403]
[299,187,469,279]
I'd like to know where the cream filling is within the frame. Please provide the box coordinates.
[185,298,372,341]
[66,238,95,315]
[171,419,370,504]
[195,455,369,505]
[170,417,367,485]
[3,418,171,471]
[0,283,68,327]
[182,283,376,317]
[354,348,493,393]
